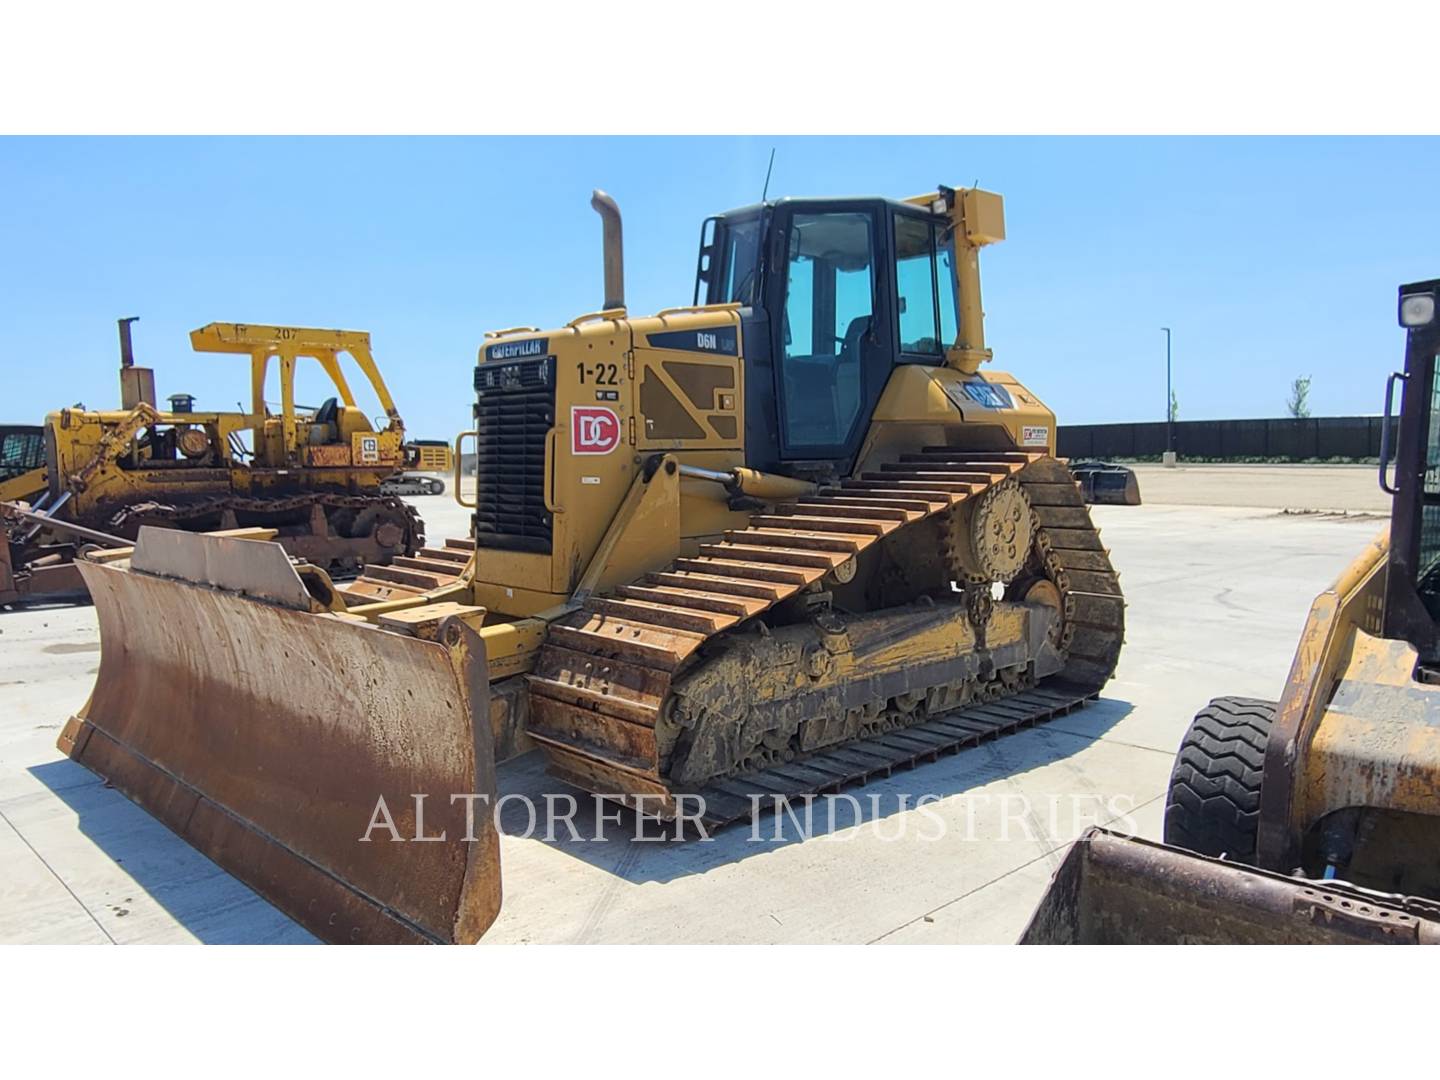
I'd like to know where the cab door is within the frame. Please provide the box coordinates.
[769,203,896,470]
[1385,279,1440,647]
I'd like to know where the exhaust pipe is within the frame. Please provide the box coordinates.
[590,189,625,311]
[117,316,139,367]
[116,316,157,409]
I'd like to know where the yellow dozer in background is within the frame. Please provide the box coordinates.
[2,320,426,604]
[59,185,1125,943]
[1023,278,1440,944]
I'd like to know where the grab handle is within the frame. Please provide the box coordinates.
[544,429,564,514]
[1379,371,1406,496]
[453,431,477,508]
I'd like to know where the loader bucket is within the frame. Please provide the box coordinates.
[58,528,501,944]
[1020,828,1440,944]
[1068,462,1141,506]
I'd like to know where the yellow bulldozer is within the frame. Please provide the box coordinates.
[57,185,1125,944]
[1,319,425,604]
[1023,278,1440,944]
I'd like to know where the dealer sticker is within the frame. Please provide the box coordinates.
[571,406,621,455]
[1022,425,1050,447]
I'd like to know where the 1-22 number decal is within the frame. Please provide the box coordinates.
[577,362,619,386]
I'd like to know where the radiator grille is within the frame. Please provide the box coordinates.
[472,356,555,553]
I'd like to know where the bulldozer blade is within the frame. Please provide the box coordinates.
[1020,827,1440,944]
[58,529,501,945]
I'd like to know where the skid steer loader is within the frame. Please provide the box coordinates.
[1022,277,1440,944]
[59,185,1125,944]
[3,319,425,605]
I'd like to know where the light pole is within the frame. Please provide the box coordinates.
[1162,326,1174,464]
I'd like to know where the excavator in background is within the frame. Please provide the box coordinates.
[1,320,426,604]
[1023,278,1440,944]
[58,184,1125,944]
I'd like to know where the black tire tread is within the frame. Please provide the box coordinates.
[1162,695,1276,862]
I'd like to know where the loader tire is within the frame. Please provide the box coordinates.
[1163,696,1275,863]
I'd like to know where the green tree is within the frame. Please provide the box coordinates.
[1168,390,1179,423]
[1287,375,1312,419]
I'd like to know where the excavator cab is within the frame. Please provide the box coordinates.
[1023,278,1440,944]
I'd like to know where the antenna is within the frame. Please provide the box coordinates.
[761,147,776,202]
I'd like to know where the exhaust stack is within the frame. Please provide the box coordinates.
[590,189,625,311]
[116,316,157,409]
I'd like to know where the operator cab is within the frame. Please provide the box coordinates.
[694,196,961,476]
[1383,278,1440,661]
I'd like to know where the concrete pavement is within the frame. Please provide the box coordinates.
[0,488,1383,944]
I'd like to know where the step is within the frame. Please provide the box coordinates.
[747,514,892,536]
[922,448,1036,464]
[588,596,739,636]
[816,489,951,510]
[645,570,784,601]
[417,546,471,564]
[725,528,862,554]
[844,477,973,495]
[392,555,468,577]
[698,542,848,569]
[886,463,1004,483]
[864,470,990,487]
[444,537,477,551]
[616,584,769,618]
[672,557,817,587]
[356,563,449,589]
[783,500,916,522]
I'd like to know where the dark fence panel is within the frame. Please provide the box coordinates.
[1058,415,1395,461]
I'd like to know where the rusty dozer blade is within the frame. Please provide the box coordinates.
[1020,827,1440,944]
[59,527,501,944]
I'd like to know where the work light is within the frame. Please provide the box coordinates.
[1400,292,1436,328]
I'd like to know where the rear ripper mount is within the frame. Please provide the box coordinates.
[525,451,1125,824]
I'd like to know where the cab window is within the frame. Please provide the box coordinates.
[719,216,762,306]
[1419,352,1440,615]
[895,212,960,358]
[895,215,942,355]
[779,211,875,452]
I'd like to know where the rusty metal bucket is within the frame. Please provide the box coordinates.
[1068,462,1141,506]
[1020,827,1440,944]
[58,528,501,944]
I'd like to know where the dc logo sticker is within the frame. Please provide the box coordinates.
[571,406,621,455]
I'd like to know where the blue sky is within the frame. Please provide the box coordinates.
[2,136,1438,439]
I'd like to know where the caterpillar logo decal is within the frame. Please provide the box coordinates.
[571,406,621,455]
[485,337,549,362]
